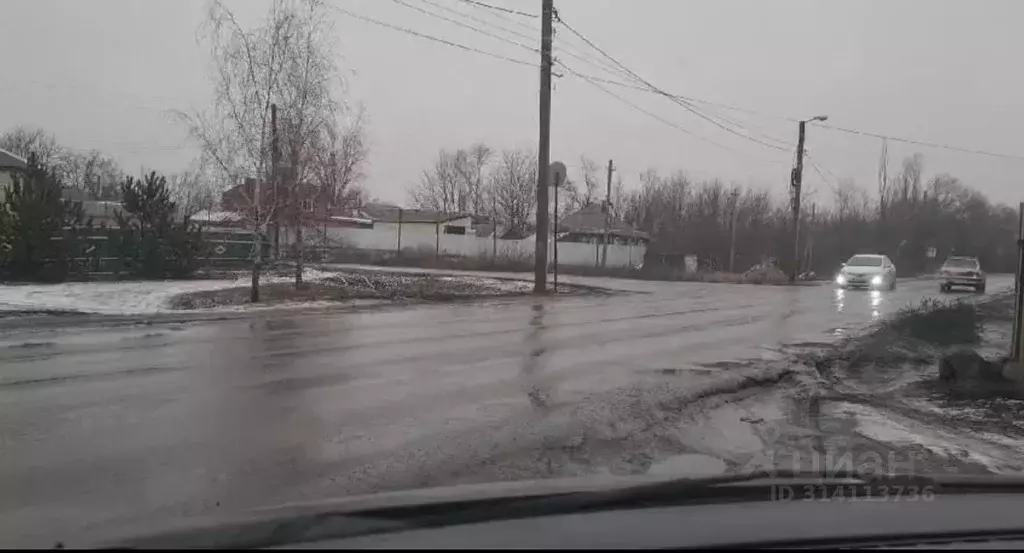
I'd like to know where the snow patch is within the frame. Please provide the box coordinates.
[835,402,1024,473]
[0,269,338,315]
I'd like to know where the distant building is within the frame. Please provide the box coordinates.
[80,200,125,228]
[556,203,649,246]
[0,148,28,203]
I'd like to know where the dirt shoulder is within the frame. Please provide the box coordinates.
[169,268,608,310]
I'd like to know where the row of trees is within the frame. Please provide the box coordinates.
[1,127,125,201]
[0,125,223,217]
[407,143,1015,277]
[0,157,204,282]
[408,145,625,233]
[619,152,1019,276]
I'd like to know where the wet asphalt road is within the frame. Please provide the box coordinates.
[0,275,1012,546]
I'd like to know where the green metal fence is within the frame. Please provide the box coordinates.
[61,229,270,277]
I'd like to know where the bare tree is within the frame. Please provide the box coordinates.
[877,138,890,220]
[410,143,493,215]
[459,142,492,215]
[178,0,349,294]
[577,155,600,208]
[61,150,123,200]
[489,148,537,233]
[410,149,462,212]
[0,126,63,169]
[167,162,218,218]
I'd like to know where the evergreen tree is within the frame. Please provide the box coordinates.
[115,172,206,278]
[0,155,86,281]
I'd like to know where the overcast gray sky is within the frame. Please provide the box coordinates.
[3,0,1023,206]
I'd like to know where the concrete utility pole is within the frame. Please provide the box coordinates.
[602,159,614,268]
[790,115,827,283]
[533,0,554,293]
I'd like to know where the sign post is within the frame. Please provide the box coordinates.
[549,161,567,293]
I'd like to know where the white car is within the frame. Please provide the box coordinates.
[835,254,897,290]
[939,256,986,293]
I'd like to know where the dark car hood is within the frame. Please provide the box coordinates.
[90,454,728,548]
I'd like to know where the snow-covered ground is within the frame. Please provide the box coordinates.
[0,278,247,315]
[0,269,535,316]
[0,270,341,315]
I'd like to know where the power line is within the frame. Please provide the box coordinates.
[414,0,628,86]
[418,0,536,42]
[337,7,535,67]
[812,123,1024,162]
[338,6,639,85]
[347,5,1021,164]
[558,62,786,166]
[456,0,538,18]
[553,11,790,153]
[389,0,536,53]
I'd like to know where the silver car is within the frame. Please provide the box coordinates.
[939,256,986,293]
[836,254,897,290]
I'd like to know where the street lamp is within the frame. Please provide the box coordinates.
[790,114,829,283]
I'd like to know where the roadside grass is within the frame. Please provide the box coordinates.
[804,297,990,380]
[168,269,596,309]
[881,298,982,347]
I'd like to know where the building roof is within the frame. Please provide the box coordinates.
[193,210,246,224]
[0,148,27,170]
[361,202,470,224]
[558,203,649,240]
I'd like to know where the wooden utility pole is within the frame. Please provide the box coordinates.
[1012,202,1024,361]
[397,208,403,254]
[492,196,498,260]
[602,159,614,268]
[790,120,806,283]
[728,189,740,273]
[533,0,554,293]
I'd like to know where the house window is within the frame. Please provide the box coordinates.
[301,199,314,212]
[444,225,466,235]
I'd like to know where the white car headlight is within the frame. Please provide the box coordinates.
[836,274,846,285]
[871,275,883,285]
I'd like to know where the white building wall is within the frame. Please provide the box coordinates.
[290,219,646,269]
[556,241,645,268]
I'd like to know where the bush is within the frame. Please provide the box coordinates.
[883,298,981,346]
